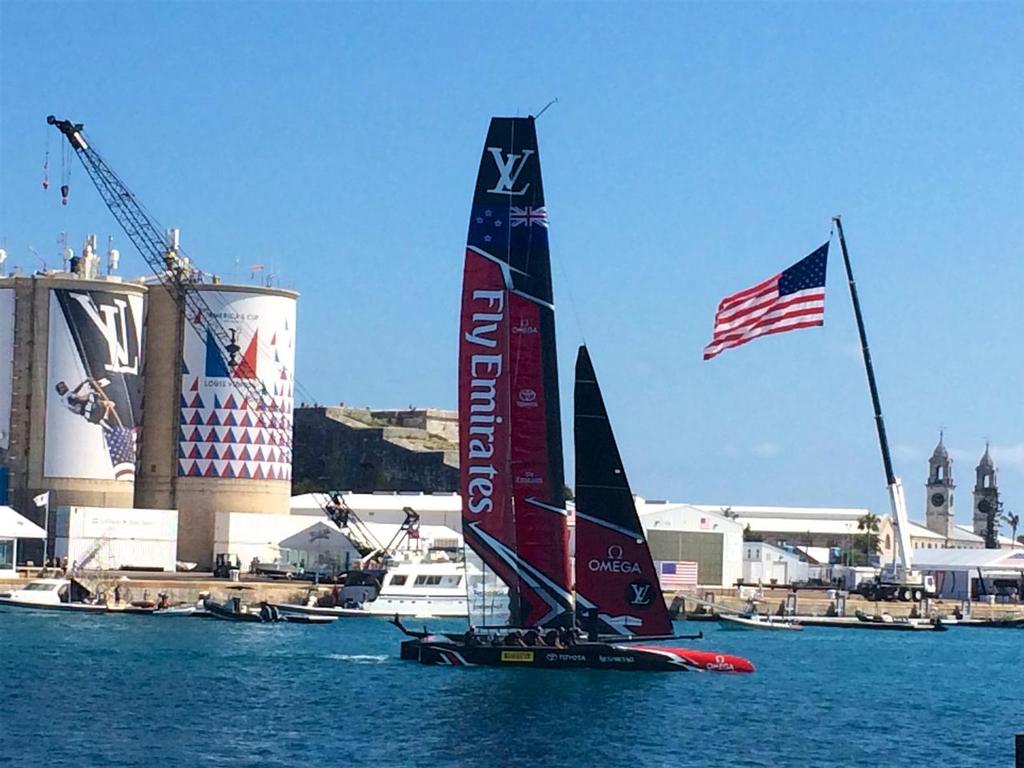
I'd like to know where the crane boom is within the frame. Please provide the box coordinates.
[47,115,290,461]
[834,216,926,597]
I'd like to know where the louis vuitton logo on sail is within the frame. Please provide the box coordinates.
[486,148,534,196]
[464,289,506,515]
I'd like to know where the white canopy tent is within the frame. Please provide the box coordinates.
[0,506,47,576]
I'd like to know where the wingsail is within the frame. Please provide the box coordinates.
[458,117,572,628]
[573,345,673,637]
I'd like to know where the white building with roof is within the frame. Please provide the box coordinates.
[217,493,464,576]
[742,542,810,586]
[679,503,871,549]
[908,547,1024,600]
[638,502,744,588]
[892,519,1017,552]
[0,506,47,577]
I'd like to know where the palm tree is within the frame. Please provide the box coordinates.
[978,498,1003,549]
[1003,511,1019,549]
[857,512,881,562]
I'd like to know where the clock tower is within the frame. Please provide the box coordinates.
[925,432,955,539]
[973,444,999,544]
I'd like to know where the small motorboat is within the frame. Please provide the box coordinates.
[204,596,285,623]
[717,614,803,631]
[941,615,1024,628]
[152,605,200,617]
[279,614,337,625]
[0,579,107,613]
[204,596,336,624]
[854,610,947,632]
[268,602,371,619]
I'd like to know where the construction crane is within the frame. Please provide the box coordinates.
[323,494,423,566]
[834,216,936,603]
[46,115,291,462]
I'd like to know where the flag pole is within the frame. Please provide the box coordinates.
[43,495,49,570]
[832,215,896,487]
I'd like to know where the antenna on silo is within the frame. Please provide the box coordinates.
[82,234,100,279]
[28,245,44,272]
[59,232,72,272]
[0,246,7,276]
[107,235,120,274]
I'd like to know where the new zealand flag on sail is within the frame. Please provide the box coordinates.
[467,204,549,259]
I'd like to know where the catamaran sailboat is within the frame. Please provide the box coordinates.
[396,117,753,672]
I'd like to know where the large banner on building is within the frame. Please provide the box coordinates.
[0,288,13,451]
[44,288,145,480]
[178,291,295,480]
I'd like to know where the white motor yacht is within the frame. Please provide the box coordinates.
[274,558,508,620]
[363,560,506,618]
[0,578,107,613]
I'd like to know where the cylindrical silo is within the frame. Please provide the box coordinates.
[135,282,298,567]
[0,273,147,539]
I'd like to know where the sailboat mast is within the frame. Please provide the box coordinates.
[832,215,896,486]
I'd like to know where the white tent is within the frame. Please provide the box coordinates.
[0,506,46,576]
[0,506,46,539]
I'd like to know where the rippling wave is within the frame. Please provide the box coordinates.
[0,612,1018,767]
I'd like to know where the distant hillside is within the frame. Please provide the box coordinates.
[292,406,459,493]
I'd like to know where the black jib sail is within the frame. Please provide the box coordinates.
[458,117,573,629]
[573,345,673,637]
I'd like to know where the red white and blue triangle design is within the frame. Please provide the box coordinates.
[177,377,294,480]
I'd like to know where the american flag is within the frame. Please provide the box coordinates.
[510,206,548,228]
[703,243,829,361]
[106,427,137,481]
[657,561,699,590]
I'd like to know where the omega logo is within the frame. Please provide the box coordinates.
[587,543,641,574]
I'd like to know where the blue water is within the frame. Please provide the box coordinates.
[0,611,1020,767]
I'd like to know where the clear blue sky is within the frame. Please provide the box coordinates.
[2,2,1021,525]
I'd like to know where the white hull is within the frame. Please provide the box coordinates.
[717,614,803,631]
[152,606,199,617]
[318,559,509,619]
[0,597,107,613]
[272,604,373,618]
[274,596,473,619]
[276,591,505,620]
[0,579,106,613]
[364,592,469,618]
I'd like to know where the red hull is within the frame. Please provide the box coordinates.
[404,638,755,673]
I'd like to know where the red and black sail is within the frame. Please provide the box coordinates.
[574,345,673,637]
[458,117,572,628]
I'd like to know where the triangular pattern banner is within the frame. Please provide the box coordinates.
[177,290,295,480]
